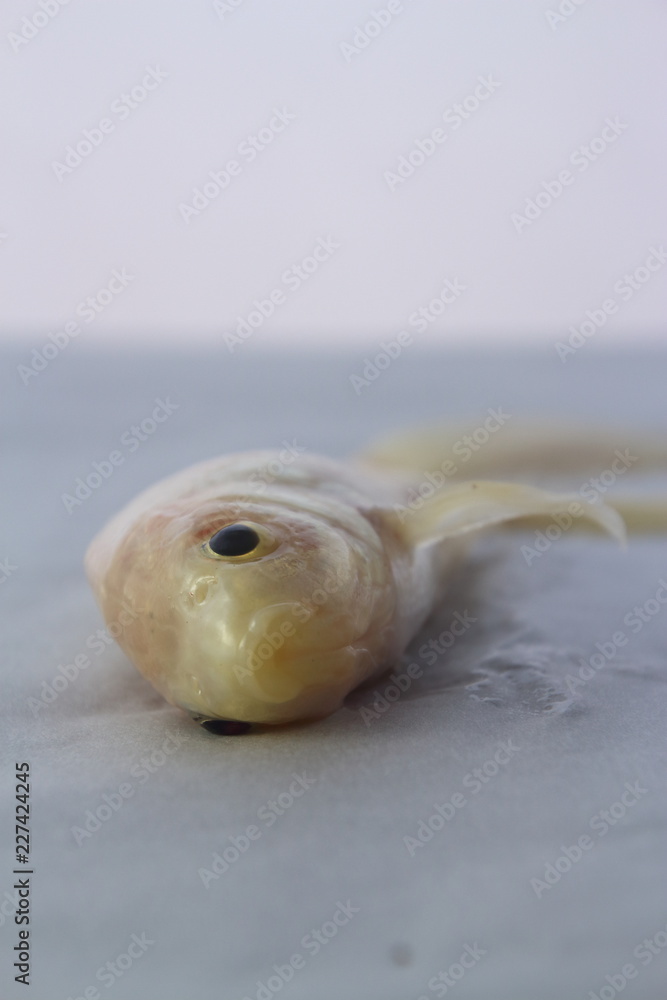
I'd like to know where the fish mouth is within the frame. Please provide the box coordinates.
[173,624,370,725]
[185,642,361,727]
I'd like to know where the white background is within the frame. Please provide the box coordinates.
[1,0,666,347]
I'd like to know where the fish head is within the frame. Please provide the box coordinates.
[86,491,399,725]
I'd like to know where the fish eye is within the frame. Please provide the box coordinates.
[202,521,278,561]
[209,523,259,556]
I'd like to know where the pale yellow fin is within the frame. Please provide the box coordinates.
[400,480,626,547]
[359,421,666,480]
[604,498,667,534]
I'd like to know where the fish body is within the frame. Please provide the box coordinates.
[86,428,648,728]
[86,452,444,724]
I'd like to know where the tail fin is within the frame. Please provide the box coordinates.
[359,421,666,480]
[361,422,667,536]
[601,497,667,534]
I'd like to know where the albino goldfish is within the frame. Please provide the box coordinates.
[85,425,663,733]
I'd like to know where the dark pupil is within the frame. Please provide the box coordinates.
[209,524,260,557]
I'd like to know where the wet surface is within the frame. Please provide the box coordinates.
[2,348,666,1000]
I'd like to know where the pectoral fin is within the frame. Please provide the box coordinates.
[402,480,626,547]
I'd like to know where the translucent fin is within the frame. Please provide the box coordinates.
[359,422,667,480]
[401,480,627,547]
[604,498,667,535]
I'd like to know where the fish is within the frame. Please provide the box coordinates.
[85,424,665,733]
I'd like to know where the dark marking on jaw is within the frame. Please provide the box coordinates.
[200,719,253,736]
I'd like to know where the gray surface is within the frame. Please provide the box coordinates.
[1,346,667,1000]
